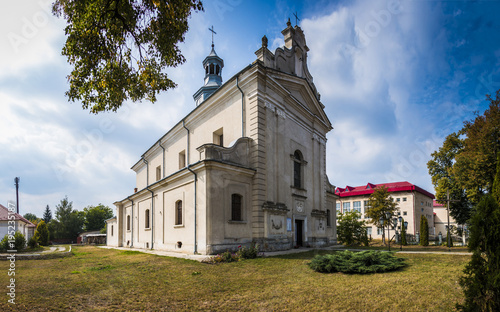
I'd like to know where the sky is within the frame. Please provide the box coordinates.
[1,0,500,218]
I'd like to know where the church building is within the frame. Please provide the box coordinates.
[107,21,338,255]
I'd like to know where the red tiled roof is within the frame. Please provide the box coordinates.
[335,181,435,199]
[433,200,445,207]
[0,204,36,227]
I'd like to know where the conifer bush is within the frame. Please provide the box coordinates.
[309,250,407,274]
[420,215,429,246]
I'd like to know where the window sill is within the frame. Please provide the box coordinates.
[145,228,151,231]
[174,224,184,228]
[126,230,131,233]
[227,220,247,224]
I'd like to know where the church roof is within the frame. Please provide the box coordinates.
[0,204,36,227]
[335,181,434,199]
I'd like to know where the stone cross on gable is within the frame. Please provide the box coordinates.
[208,25,217,47]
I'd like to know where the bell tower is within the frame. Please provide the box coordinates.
[193,26,224,106]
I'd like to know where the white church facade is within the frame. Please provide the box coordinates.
[107,21,338,255]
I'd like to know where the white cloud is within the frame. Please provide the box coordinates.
[0,1,65,79]
[303,0,443,192]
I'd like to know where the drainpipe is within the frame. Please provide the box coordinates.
[127,197,134,247]
[236,75,245,137]
[182,120,198,254]
[143,157,154,249]
[159,141,166,178]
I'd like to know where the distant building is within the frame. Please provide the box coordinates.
[335,182,435,239]
[433,200,459,237]
[0,203,36,242]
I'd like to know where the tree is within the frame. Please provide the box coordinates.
[23,213,37,222]
[83,204,114,231]
[337,211,368,246]
[492,153,500,202]
[52,0,203,113]
[51,196,85,241]
[43,205,52,224]
[34,220,50,246]
[365,186,398,244]
[419,215,429,246]
[454,90,500,203]
[401,217,407,246]
[457,195,500,311]
[427,133,471,225]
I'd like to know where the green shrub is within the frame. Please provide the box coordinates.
[420,215,429,246]
[309,250,407,274]
[237,243,260,259]
[35,220,50,246]
[0,231,27,251]
[28,236,39,249]
[337,211,369,246]
[457,195,500,311]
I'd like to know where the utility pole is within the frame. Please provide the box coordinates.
[14,177,20,214]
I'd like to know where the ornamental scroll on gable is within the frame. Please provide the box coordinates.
[255,21,320,101]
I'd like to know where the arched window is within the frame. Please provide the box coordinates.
[175,200,183,225]
[145,209,150,229]
[231,194,243,221]
[111,225,114,236]
[209,64,214,74]
[293,150,303,188]
[216,65,220,75]
[127,215,131,231]
[205,66,209,74]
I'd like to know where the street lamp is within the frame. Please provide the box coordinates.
[385,212,392,251]
[397,216,402,250]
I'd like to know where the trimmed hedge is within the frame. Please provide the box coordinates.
[309,250,407,274]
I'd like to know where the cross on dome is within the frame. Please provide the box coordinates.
[208,25,217,48]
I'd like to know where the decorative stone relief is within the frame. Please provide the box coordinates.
[315,218,326,234]
[270,215,285,235]
[295,200,304,213]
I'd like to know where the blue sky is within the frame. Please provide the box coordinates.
[1,0,499,217]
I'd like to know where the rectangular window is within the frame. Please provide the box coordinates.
[343,202,351,213]
[377,227,384,235]
[213,128,224,147]
[179,150,186,169]
[231,194,242,221]
[396,198,401,202]
[403,211,407,216]
[336,203,341,215]
[175,201,183,225]
[156,166,161,181]
[145,209,150,229]
[403,197,407,202]
[353,201,361,218]
[366,227,372,236]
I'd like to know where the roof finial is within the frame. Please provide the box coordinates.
[208,25,217,48]
[293,11,300,26]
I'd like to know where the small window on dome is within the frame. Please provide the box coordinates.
[210,64,214,74]
[216,65,220,75]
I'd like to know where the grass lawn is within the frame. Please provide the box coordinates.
[1,246,469,311]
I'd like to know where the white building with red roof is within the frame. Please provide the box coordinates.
[335,182,435,240]
[433,200,459,239]
[0,203,36,242]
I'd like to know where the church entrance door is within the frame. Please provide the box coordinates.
[295,219,303,247]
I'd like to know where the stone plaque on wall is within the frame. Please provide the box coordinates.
[295,200,304,213]
[315,218,326,234]
[270,215,285,235]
